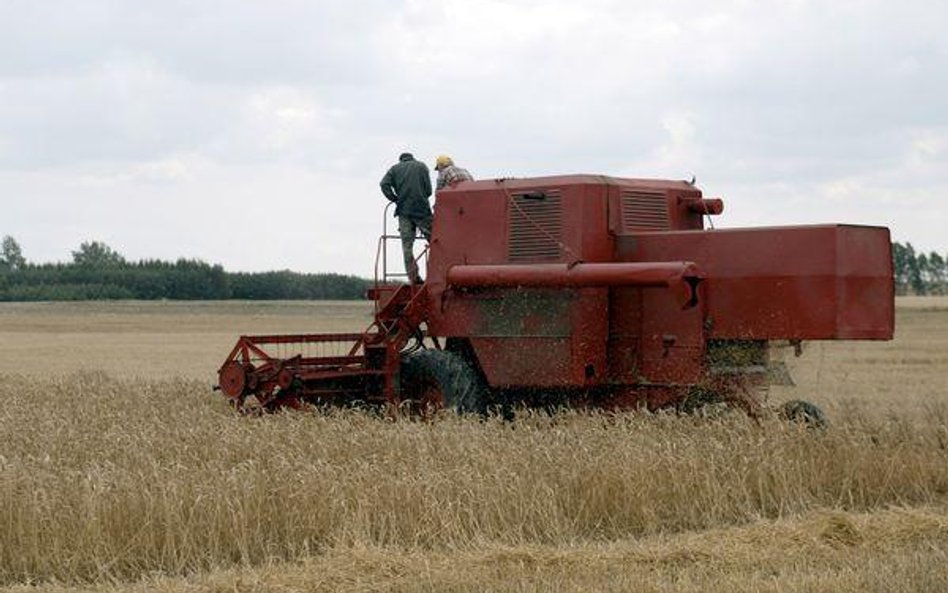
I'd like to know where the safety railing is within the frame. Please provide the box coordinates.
[374,201,429,286]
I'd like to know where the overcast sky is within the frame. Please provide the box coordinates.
[1,0,945,274]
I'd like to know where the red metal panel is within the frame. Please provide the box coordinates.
[579,183,613,261]
[568,288,608,385]
[606,287,643,383]
[471,337,573,386]
[464,289,573,337]
[835,226,895,338]
[604,285,706,386]
[627,225,893,340]
[637,286,706,384]
[466,288,609,387]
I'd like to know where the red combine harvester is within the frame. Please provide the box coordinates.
[216,175,894,420]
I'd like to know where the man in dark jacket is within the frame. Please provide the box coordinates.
[379,152,433,284]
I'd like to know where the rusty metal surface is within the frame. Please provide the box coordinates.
[628,225,894,340]
[215,174,894,413]
[446,262,700,289]
[425,176,892,399]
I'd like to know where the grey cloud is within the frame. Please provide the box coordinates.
[2,0,947,271]
[0,1,398,169]
[0,61,237,168]
[1,1,395,85]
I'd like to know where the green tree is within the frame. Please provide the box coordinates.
[72,241,126,268]
[917,253,930,296]
[899,243,925,295]
[1,235,26,271]
[929,252,946,295]
[892,242,907,294]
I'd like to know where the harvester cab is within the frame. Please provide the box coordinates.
[216,175,894,420]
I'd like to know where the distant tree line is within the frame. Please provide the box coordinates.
[1,235,943,300]
[0,237,369,301]
[892,242,947,296]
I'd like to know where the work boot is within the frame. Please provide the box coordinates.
[407,261,422,285]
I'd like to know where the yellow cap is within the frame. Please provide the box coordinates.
[434,155,453,170]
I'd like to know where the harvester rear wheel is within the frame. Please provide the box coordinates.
[678,387,725,416]
[400,350,487,416]
[780,399,828,429]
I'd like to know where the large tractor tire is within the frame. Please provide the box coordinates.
[399,350,488,416]
[780,399,828,429]
[677,387,726,416]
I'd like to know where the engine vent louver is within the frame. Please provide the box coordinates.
[507,189,563,261]
[621,190,669,231]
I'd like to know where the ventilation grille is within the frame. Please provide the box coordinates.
[621,190,669,231]
[508,190,562,261]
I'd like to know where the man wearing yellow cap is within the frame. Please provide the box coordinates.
[434,155,473,190]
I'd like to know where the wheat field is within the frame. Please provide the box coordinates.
[0,298,946,592]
